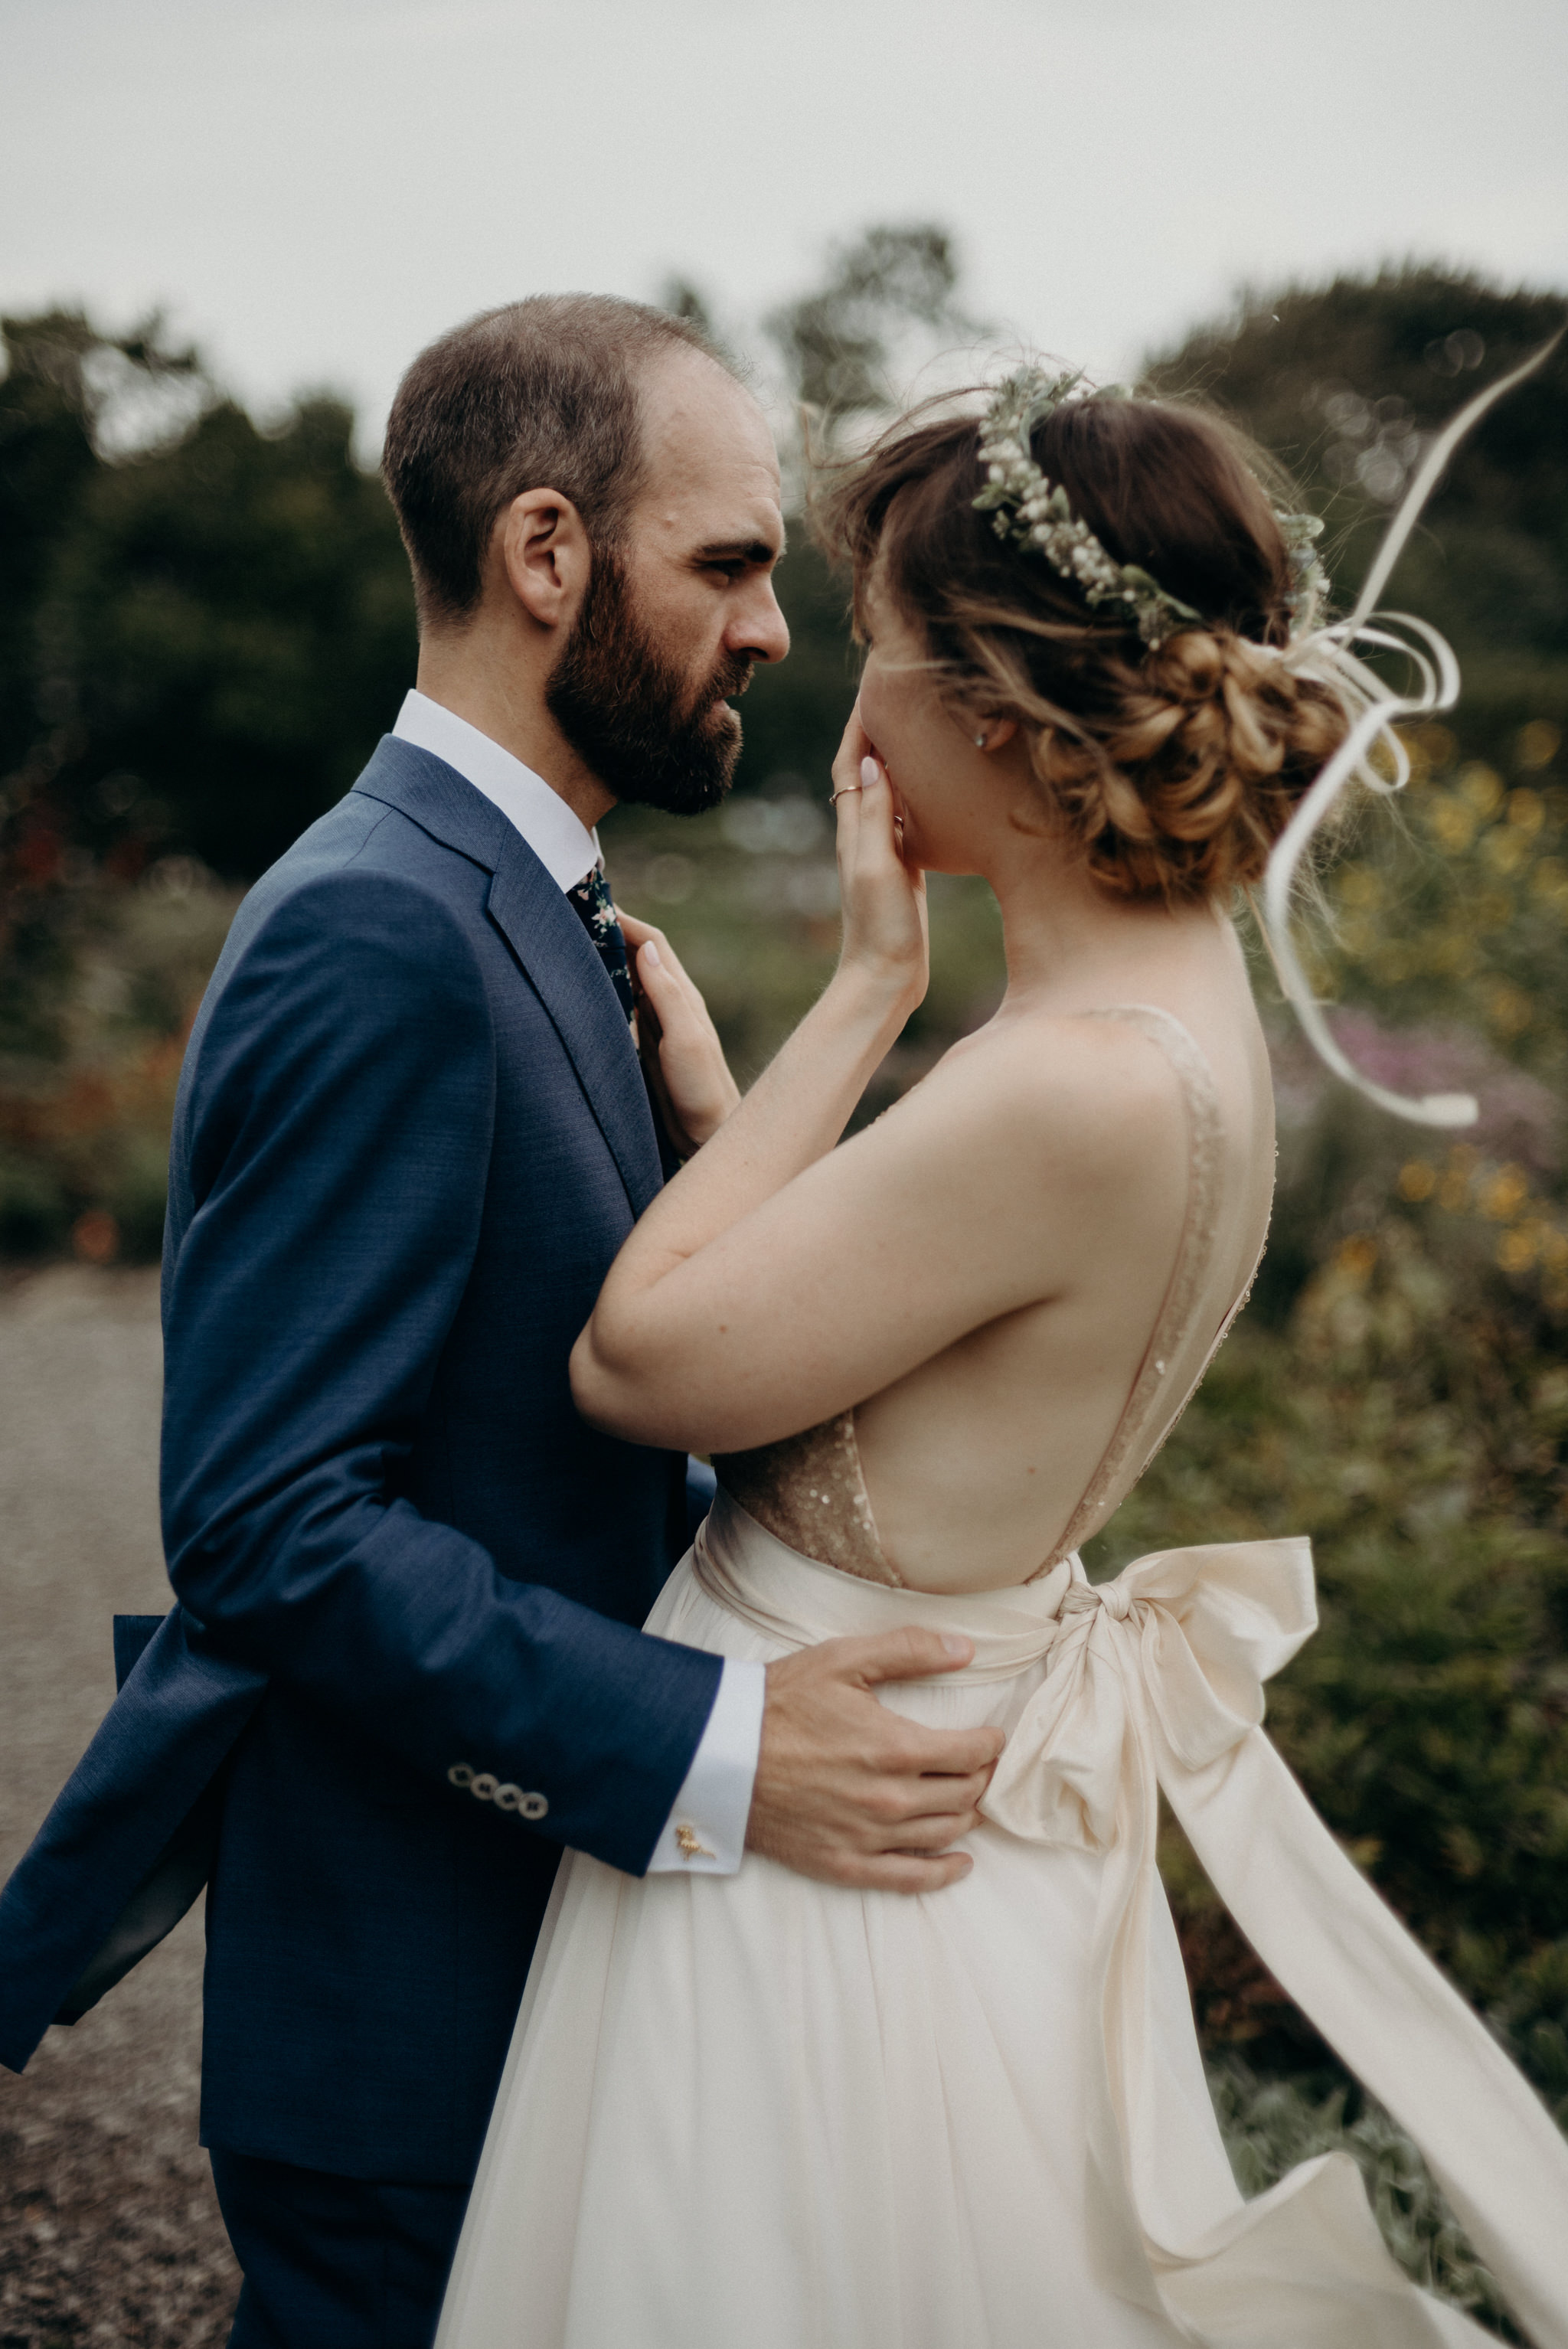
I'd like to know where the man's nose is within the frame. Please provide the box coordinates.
[730,578,790,667]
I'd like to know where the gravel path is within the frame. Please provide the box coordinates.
[0,1266,240,2347]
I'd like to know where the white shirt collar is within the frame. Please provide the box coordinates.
[391,689,600,893]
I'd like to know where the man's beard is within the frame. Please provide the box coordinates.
[545,550,753,816]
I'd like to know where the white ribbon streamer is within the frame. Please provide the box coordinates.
[981,1537,1568,2349]
[1259,327,1565,1128]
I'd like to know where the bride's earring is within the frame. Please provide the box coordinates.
[974,730,988,749]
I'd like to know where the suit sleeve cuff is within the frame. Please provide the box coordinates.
[644,1658,765,1874]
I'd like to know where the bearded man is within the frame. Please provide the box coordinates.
[0,296,995,2347]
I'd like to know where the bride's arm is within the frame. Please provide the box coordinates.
[573,711,1187,1455]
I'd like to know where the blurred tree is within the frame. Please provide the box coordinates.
[658,276,719,341]
[31,388,416,881]
[730,223,991,807]
[0,309,206,782]
[0,309,416,1064]
[766,221,986,427]
[1,312,211,1065]
[1147,269,1568,737]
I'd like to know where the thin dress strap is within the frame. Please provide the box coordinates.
[1029,1004,1265,1580]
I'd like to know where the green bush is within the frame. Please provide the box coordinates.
[1086,1210,1568,2128]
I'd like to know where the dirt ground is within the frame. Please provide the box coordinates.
[0,1266,240,2348]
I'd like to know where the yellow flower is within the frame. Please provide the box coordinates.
[1392,730,1432,786]
[1337,865,1383,908]
[1428,796,1475,853]
[1413,721,1458,769]
[1459,762,1505,817]
[1515,719,1561,772]
[1478,1166,1530,1220]
[1481,827,1529,877]
[1334,1234,1378,1283]
[1398,1160,1437,1202]
[1484,981,1533,1037]
[1437,1165,1472,1210]
[1498,1227,1537,1274]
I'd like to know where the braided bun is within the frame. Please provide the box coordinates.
[816,387,1351,905]
[1040,629,1351,900]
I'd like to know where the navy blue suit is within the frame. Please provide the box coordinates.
[0,737,721,2209]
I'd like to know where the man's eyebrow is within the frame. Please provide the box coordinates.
[693,533,786,565]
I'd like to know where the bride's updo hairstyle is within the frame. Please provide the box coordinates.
[818,389,1351,903]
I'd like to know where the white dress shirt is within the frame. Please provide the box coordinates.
[393,691,764,1874]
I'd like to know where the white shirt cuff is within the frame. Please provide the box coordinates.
[644,1658,765,1875]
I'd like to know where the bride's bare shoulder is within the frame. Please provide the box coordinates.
[923,1008,1188,1162]
[879,1008,1192,1248]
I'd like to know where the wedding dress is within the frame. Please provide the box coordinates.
[438,1008,1568,2349]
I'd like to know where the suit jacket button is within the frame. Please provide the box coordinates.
[471,1773,498,1802]
[447,1764,475,1789]
[492,1783,522,1812]
[518,1792,549,1821]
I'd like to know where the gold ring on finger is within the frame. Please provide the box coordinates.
[829,786,863,803]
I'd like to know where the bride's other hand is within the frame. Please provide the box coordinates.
[621,910,740,1158]
[831,704,928,1012]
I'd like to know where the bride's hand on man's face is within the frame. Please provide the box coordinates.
[620,910,741,1158]
[831,704,928,1010]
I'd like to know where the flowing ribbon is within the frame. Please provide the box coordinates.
[1259,326,1565,1129]
[982,1537,1568,2347]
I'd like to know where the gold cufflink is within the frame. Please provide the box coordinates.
[675,1823,714,1861]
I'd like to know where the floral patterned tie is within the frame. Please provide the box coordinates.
[567,861,635,1024]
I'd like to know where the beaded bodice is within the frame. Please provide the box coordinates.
[714,1005,1266,1588]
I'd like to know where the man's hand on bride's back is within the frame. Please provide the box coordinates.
[621,911,741,1158]
[831,707,928,1012]
[746,1630,1003,1893]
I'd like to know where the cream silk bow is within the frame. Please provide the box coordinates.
[981,1538,1568,2349]
[982,1537,1316,1852]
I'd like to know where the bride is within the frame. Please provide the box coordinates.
[439,364,1568,2347]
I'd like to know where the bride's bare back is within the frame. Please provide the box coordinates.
[718,929,1274,1593]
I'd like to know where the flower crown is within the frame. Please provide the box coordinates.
[972,367,1330,649]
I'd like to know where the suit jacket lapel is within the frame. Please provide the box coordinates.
[485,832,664,1219]
[354,738,664,1219]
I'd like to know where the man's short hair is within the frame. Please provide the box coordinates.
[381,294,730,628]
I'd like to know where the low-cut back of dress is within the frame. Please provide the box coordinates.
[717,1005,1260,1586]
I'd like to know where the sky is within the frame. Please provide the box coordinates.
[5,0,1565,449]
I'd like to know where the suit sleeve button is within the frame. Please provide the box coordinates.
[518,1792,549,1821]
[470,1773,498,1802]
[492,1783,522,1812]
[447,1764,475,1789]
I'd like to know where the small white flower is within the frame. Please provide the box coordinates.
[972,364,1316,648]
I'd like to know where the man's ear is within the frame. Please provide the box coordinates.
[498,488,592,630]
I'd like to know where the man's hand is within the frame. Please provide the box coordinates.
[746,1629,1004,1893]
[621,910,740,1158]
